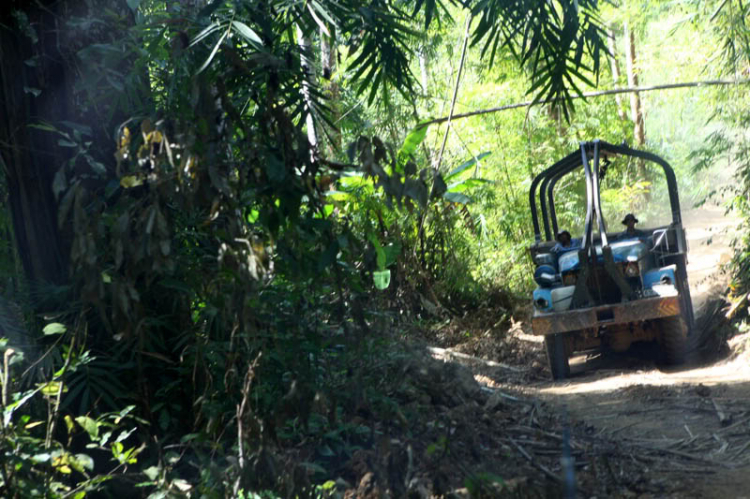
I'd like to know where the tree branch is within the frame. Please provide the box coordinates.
[418,79,750,128]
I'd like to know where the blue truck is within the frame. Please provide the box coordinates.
[529,141,694,379]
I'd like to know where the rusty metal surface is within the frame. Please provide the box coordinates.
[531,295,681,335]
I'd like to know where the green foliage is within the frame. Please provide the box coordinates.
[0,329,143,497]
[675,1,750,297]
[7,0,745,496]
[694,92,750,295]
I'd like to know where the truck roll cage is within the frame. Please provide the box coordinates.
[529,140,683,244]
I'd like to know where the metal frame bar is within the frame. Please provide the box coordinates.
[531,294,682,335]
[529,141,684,242]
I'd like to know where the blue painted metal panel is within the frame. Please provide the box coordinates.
[558,240,648,273]
[643,265,676,289]
[533,288,554,312]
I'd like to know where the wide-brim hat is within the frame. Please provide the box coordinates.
[621,213,638,225]
[556,230,571,241]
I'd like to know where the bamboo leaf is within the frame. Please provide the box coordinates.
[447,178,491,191]
[196,29,228,74]
[43,322,66,335]
[231,21,262,46]
[445,152,492,180]
[443,192,473,204]
[396,125,429,173]
[190,22,222,47]
[306,2,332,36]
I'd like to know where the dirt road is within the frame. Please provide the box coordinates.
[423,174,750,496]
[525,196,750,497]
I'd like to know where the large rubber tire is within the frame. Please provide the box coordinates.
[544,333,571,380]
[658,316,688,365]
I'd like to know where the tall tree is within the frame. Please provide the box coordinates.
[419,45,431,94]
[320,26,341,151]
[0,0,138,292]
[624,19,646,175]
[607,27,628,122]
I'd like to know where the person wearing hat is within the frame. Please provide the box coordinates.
[616,213,646,240]
[552,230,580,253]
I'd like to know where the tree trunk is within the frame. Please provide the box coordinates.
[0,1,136,292]
[296,25,318,153]
[624,21,646,177]
[419,46,430,94]
[0,4,74,288]
[321,27,336,81]
[607,27,628,122]
[321,26,342,152]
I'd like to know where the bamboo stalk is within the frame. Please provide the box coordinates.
[434,14,472,173]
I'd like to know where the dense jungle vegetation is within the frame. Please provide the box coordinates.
[1,0,750,496]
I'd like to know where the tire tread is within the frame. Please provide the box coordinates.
[545,333,571,380]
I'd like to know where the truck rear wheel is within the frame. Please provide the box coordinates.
[658,316,687,365]
[545,333,571,380]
